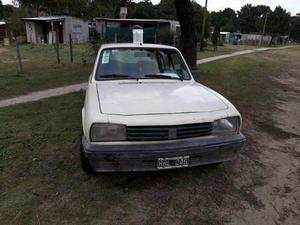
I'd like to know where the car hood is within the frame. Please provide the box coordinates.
[97,81,228,115]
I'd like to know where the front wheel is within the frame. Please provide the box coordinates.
[80,132,96,175]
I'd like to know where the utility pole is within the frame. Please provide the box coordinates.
[200,0,208,50]
[260,13,268,46]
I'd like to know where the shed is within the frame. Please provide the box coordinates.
[22,16,89,44]
[0,21,9,44]
[95,18,180,43]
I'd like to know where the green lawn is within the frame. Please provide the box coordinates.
[0,43,259,100]
[197,44,260,60]
[0,43,264,100]
[1,47,299,224]
[0,44,94,100]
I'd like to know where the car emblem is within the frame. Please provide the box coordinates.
[168,128,177,139]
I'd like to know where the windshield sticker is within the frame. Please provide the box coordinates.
[102,51,110,64]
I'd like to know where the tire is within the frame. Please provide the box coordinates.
[80,132,97,175]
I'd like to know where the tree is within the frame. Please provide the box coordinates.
[174,0,197,69]
[212,8,237,32]
[0,0,2,19]
[237,4,271,33]
[290,16,300,42]
[268,6,291,36]
[192,2,210,41]
[211,25,220,50]
[128,0,157,19]
[155,0,177,20]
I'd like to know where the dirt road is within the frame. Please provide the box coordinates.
[228,59,300,224]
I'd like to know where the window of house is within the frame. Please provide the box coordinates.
[73,24,82,33]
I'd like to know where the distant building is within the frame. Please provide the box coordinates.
[0,21,9,45]
[231,33,272,45]
[95,18,180,43]
[219,32,230,43]
[22,16,89,44]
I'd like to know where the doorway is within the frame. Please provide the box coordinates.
[58,22,64,43]
[42,22,48,43]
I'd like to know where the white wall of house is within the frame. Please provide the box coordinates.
[25,16,89,44]
[64,16,89,44]
[241,34,272,45]
[25,21,37,43]
[169,21,180,32]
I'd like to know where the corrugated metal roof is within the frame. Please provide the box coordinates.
[22,16,65,22]
[95,17,179,24]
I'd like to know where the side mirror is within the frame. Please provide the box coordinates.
[191,70,201,78]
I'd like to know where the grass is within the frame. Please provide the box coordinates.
[197,44,262,60]
[0,44,94,100]
[0,43,260,100]
[197,55,272,113]
[1,47,299,225]
[0,43,266,100]
[198,46,300,114]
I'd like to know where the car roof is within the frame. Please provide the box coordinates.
[100,43,178,50]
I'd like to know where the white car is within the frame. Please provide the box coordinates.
[80,43,245,174]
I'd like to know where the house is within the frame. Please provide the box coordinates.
[95,17,180,43]
[0,21,9,45]
[22,16,89,44]
[219,32,230,43]
[239,33,272,45]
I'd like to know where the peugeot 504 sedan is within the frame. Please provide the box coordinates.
[80,43,245,174]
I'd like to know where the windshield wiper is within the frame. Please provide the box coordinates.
[99,74,137,80]
[143,74,182,80]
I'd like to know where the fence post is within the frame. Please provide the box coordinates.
[55,32,60,64]
[69,34,73,63]
[51,21,60,64]
[14,37,23,72]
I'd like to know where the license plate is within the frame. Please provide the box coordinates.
[157,156,189,169]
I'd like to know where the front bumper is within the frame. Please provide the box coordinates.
[82,134,245,172]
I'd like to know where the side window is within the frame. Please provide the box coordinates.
[170,53,181,70]
[170,52,189,79]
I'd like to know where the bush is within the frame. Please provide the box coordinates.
[89,35,107,56]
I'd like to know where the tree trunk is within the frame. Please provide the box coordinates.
[174,0,197,70]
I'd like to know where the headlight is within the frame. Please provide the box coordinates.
[211,117,240,135]
[90,123,126,142]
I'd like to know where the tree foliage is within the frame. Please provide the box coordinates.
[290,16,300,42]
[237,4,271,33]
[0,0,2,19]
[267,6,291,36]
[192,2,210,40]
[211,8,237,32]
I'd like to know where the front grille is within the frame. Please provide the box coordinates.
[127,122,213,141]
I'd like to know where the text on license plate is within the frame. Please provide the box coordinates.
[157,156,189,169]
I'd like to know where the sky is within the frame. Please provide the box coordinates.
[2,0,300,16]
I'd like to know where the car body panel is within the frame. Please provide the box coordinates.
[96,80,228,115]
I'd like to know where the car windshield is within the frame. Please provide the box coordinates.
[95,48,191,81]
